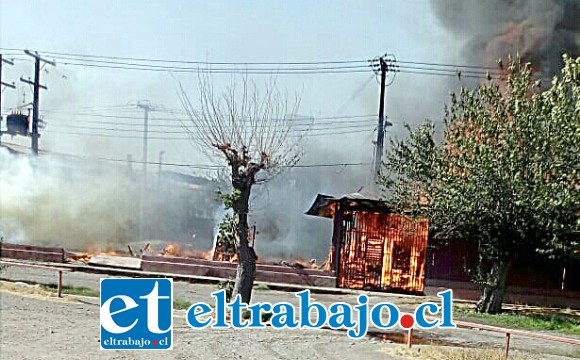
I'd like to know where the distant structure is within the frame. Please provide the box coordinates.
[5,112,29,136]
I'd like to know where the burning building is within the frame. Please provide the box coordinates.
[430,0,580,81]
[306,193,429,294]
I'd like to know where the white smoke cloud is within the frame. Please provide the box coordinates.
[0,146,137,250]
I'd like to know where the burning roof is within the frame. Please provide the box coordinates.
[305,192,393,219]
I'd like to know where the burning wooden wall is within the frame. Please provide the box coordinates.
[307,193,429,293]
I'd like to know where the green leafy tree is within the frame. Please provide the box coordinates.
[214,199,237,259]
[381,55,579,314]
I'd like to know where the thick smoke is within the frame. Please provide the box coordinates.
[14,1,578,262]
[248,141,373,261]
[0,147,136,249]
[430,0,580,78]
[255,0,580,262]
[0,146,219,251]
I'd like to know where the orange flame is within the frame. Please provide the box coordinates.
[322,247,333,272]
[160,243,213,259]
[161,243,179,256]
[335,212,428,292]
[68,242,326,272]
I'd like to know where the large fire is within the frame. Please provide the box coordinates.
[67,243,212,264]
[158,243,212,259]
[484,20,544,67]
[66,242,324,270]
[333,212,428,293]
[67,249,123,264]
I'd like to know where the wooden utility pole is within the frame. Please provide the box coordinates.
[137,102,151,183]
[158,150,165,192]
[372,56,395,188]
[0,54,16,145]
[373,57,388,182]
[137,101,152,241]
[21,50,55,155]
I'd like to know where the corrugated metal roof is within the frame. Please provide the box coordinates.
[305,191,391,219]
[339,192,380,201]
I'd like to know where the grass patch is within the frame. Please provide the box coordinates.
[173,299,194,310]
[386,346,534,360]
[242,308,273,323]
[0,280,101,298]
[31,283,200,313]
[253,283,270,291]
[261,311,273,322]
[40,284,100,297]
[454,307,580,336]
[217,280,235,301]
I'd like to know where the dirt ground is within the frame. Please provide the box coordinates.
[1,266,579,360]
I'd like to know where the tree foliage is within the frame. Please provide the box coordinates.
[381,55,579,313]
[216,212,237,256]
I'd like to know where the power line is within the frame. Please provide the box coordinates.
[42,127,374,140]
[1,48,508,79]
[41,117,377,128]
[42,104,136,112]
[55,60,505,79]
[36,107,383,138]
[47,122,376,134]
[114,157,372,169]
[2,47,503,72]
[0,50,374,74]
[376,62,504,80]
[396,69,496,80]
[2,47,534,83]
[0,55,373,74]
[392,59,499,71]
[396,64,502,76]
[51,61,374,75]
[2,141,371,170]
[333,74,376,116]
[0,48,369,66]
[1,49,518,81]
[39,110,379,123]
[36,54,373,71]
[52,59,501,79]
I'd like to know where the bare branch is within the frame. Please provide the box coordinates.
[179,72,306,184]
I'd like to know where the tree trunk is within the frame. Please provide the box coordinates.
[234,238,257,303]
[232,186,257,304]
[476,258,512,314]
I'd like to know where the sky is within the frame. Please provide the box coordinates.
[0,1,475,257]
[0,1,465,167]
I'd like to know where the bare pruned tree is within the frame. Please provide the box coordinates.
[179,74,306,303]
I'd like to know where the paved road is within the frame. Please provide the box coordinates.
[0,289,407,360]
[1,266,579,359]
